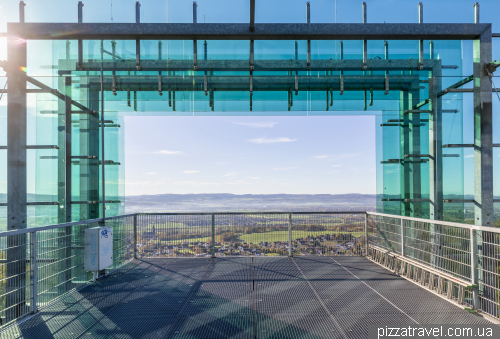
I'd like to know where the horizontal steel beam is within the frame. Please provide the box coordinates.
[7,23,491,40]
[59,58,442,72]
[443,144,474,148]
[0,145,59,149]
[81,75,420,92]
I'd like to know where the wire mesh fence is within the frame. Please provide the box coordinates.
[0,215,134,327]
[367,212,500,320]
[136,212,367,258]
[1,211,499,328]
[478,230,500,318]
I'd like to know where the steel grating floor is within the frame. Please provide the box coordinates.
[1,256,493,339]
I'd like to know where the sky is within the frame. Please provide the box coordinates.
[0,0,500,197]
[125,116,376,195]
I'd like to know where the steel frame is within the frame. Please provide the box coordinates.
[0,0,496,323]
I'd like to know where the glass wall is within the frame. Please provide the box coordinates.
[3,35,490,227]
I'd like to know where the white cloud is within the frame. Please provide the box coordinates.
[234,122,276,128]
[224,172,238,177]
[247,177,261,180]
[272,167,297,171]
[154,150,183,155]
[331,165,342,168]
[173,181,221,187]
[143,172,156,175]
[183,170,200,174]
[313,155,328,159]
[248,137,297,144]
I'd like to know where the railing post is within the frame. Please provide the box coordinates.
[211,214,215,258]
[365,213,369,256]
[400,217,405,256]
[30,231,37,314]
[133,214,138,259]
[470,228,480,310]
[288,214,292,257]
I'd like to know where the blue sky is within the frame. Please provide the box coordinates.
[125,116,375,194]
[0,0,499,196]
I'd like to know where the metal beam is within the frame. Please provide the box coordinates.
[19,1,25,23]
[78,2,83,69]
[429,76,443,221]
[60,58,443,73]
[7,23,491,40]
[250,0,255,32]
[474,26,493,227]
[135,2,141,70]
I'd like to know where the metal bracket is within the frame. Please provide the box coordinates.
[250,40,254,71]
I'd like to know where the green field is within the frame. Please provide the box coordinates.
[158,230,364,244]
[238,231,364,243]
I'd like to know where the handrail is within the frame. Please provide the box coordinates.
[367,211,500,233]
[138,211,367,216]
[2,210,494,239]
[0,213,137,238]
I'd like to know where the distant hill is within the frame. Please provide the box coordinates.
[125,193,377,213]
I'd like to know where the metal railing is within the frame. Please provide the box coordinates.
[1,210,499,327]
[367,211,500,320]
[0,214,135,327]
[136,212,366,258]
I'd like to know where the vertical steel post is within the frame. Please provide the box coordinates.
[400,218,405,256]
[474,2,479,24]
[100,44,106,223]
[418,3,424,70]
[78,2,83,70]
[473,18,492,310]
[19,1,25,22]
[470,228,480,310]
[65,77,72,222]
[6,7,27,322]
[306,2,311,70]
[193,2,198,70]
[365,214,369,256]
[428,76,443,220]
[211,214,216,258]
[249,0,255,31]
[30,231,37,314]
[288,214,292,257]
[362,2,367,70]
[133,214,138,258]
[135,2,141,70]
[473,25,493,227]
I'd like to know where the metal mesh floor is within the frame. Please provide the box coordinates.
[1,257,492,339]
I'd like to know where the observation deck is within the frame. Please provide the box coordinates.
[2,256,493,339]
[1,211,499,338]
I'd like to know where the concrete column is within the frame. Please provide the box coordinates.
[473,26,493,227]
[6,31,27,322]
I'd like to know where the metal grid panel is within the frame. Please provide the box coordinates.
[291,213,365,256]
[367,214,402,253]
[367,214,471,281]
[477,230,500,319]
[403,219,471,281]
[137,214,212,258]
[1,257,493,339]
[0,233,32,325]
[137,213,366,258]
[0,216,134,328]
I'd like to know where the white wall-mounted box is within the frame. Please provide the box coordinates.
[84,226,113,271]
